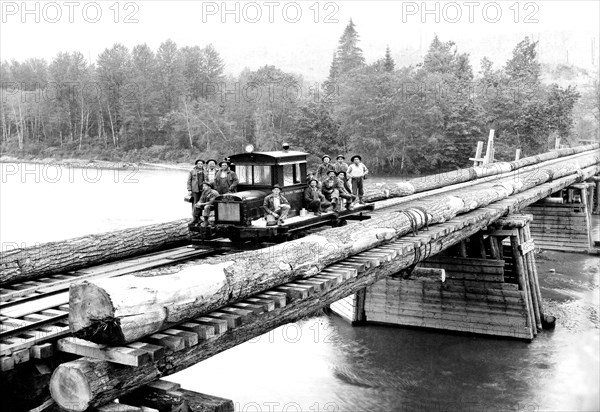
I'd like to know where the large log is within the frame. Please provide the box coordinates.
[68,150,600,345]
[0,220,190,285]
[362,143,598,202]
[50,165,600,412]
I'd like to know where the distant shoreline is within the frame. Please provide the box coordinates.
[0,155,191,172]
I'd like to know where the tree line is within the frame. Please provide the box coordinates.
[1,20,596,175]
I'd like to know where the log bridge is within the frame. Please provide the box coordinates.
[0,144,598,411]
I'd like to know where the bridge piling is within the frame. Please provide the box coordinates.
[331,214,547,340]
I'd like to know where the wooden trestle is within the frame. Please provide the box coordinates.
[523,182,597,252]
[332,214,546,341]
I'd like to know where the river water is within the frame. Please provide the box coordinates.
[1,163,598,412]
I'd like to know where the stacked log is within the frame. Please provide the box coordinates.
[50,164,600,411]
[362,143,598,202]
[68,149,599,346]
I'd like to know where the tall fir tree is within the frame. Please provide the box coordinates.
[333,19,365,76]
[384,46,395,72]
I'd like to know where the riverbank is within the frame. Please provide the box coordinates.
[0,154,191,171]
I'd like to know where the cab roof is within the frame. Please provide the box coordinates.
[229,150,308,165]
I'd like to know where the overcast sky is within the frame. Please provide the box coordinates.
[1,1,598,82]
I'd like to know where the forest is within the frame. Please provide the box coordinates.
[1,20,598,175]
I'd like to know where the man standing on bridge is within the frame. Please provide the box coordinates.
[347,155,368,204]
[187,159,206,221]
[205,159,219,185]
[214,160,239,194]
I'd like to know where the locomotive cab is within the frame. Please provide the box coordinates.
[215,150,308,225]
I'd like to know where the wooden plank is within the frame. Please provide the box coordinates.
[243,298,275,312]
[256,291,287,308]
[487,229,518,237]
[0,355,15,371]
[519,239,536,255]
[57,337,152,366]
[0,324,69,356]
[146,380,181,392]
[177,322,215,340]
[425,256,505,267]
[1,292,68,318]
[274,285,309,300]
[126,342,165,361]
[31,343,54,359]
[206,312,241,329]
[422,262,505,275]
[162,329,199,347]
[12,348,30,364]
[194,317,228,334]
[143,334,186,352]
[231,302,266,314]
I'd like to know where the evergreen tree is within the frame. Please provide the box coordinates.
[384,46,395,72]
[422,34,455,74]
[333,19,365,76]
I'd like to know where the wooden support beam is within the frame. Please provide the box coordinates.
[57,338,152,367]
[484,130,495,164]
[470,141,484,166]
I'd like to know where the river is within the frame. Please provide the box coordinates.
[1,162,598,412]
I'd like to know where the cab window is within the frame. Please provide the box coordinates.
[253,165,271,185]
[237,165,252,184]
[283,163,302,186]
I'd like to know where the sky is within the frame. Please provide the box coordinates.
[1,0,599,82]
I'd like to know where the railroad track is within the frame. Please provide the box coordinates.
[0,245,220,369]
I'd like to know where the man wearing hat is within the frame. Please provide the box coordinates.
[214,160,239,194]
[321,170,340,210]
[316,155,336,182]
[304,178,330,216]
[347,155,369,204]
[336,170,356,211]
[205,159,219,184]
[193,181,220,227]
[334,155,348,176]
[263,184,291,225]
[187,159,206,220]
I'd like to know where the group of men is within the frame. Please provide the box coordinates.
[186,153,368,227]
[262,153,368,226]
[187,159,239,226]
[305,154,369,215]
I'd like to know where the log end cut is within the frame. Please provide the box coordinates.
[49,362,93,412]
[69,282,125,345]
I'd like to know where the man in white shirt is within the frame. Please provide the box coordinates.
[347,155,369,204]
